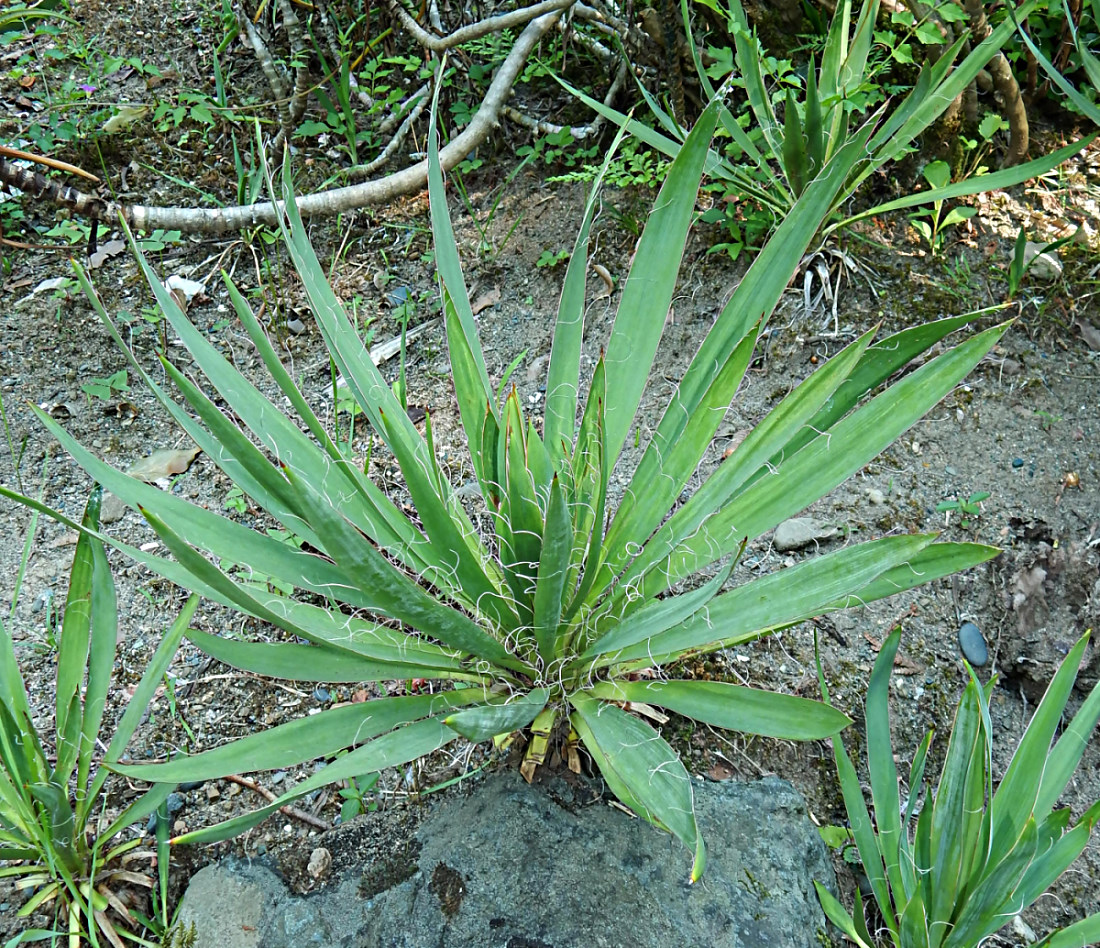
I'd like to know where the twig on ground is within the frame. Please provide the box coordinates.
[224,774,330,831]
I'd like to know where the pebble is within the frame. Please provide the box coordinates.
[773,517,839,552]
[1023,241,1063,281]
[145,793,185,834]
[386,285,411,307]
[285,317,307,335]
[307,846,333,881]
[866,488,886,505]
[271,771,287,785]
[958,621,988,667]
[1012,458,1024,468]
[313,687,331,703]
[1012,914,1038,943]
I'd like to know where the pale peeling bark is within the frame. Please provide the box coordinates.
[0,7,569,236]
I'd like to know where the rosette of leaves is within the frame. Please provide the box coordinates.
[8,95,1007,882]
[563,0,1095,253]
[816,628,1100,947]
[0,488,191,947]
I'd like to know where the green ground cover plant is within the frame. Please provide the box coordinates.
[817,628,1100,947]
[5,83,1012,881]
[0,488,194,947]
[565,0,1095,257]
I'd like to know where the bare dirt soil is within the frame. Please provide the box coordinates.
[2,1,1100,944]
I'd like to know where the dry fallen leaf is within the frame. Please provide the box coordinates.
[101,105,150,135]
[165,274,207,311]
[88,239,126,269]
[592,263,615,299]
[1075,317,1100,351]
[471,286,501,315]
[125,446,202,482]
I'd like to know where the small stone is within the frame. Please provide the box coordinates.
[206,784,220,801]
[386,285,411,307]
[313,687,331,703]
[307,846,333,880]
[1012,457,1024,469]
[100,493,127,524]
[271,771,287,785]
[773,517,838,552]
[166,792,185,815]
[867,488,886,505]
[958,621,988,667]
[173,819,187,834]
[285,317,307,335]
[1023,241,1063,281]
[1011,913,1037,943]
[178,781,204,792]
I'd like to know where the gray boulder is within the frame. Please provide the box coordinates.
[177,773,835,948]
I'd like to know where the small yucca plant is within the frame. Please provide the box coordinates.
[0,489,191,947]
[817,628,1100,948]
[566,0,1095,249]
[7,94,1006,882]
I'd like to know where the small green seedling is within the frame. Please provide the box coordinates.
[909,161,977,256]
[935,490,990,528]
[536,248,570,268]
[337,771,380,822]
[225,486,248,515]
[1035,409,1062,431]
[81,369,130,403]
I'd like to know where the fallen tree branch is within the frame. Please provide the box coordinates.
[0,9,568,235]
[222,774,330,832]
[386,0,575,51]
[502,57,628,138]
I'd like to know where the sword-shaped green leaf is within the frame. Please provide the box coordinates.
[112,691,484,784]
[185,630,473,683]
[444,688,550,742]
[533,477,572,660]
[600,100,720,467]
[597,534,935,669]
[167,717,460,845]
[586,678,849,740]
[571,692,705,883]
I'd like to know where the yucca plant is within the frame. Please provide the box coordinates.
[816,627,1100,947]
[3,91,1011,882]
[564,0,1095,249]
[0,488,192,948]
